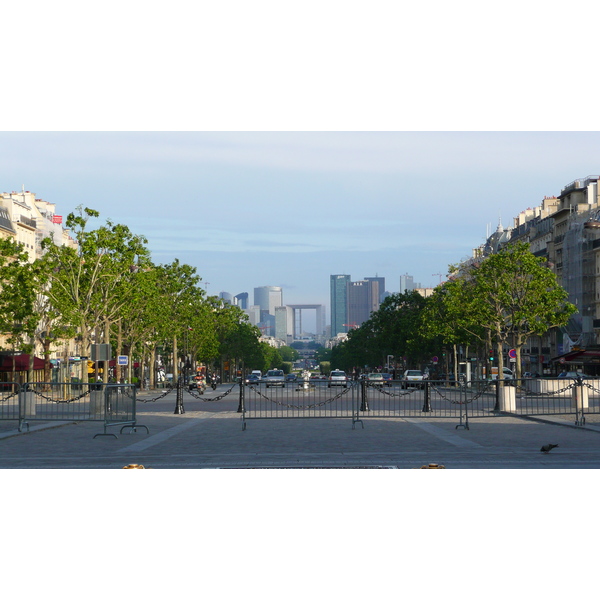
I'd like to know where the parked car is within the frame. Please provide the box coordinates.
[557,371,588,379]
[264,369,285,388]
[490,367,514,380]
[245,373,261,385]
[367,373,384,386]
[328,370,348,388]
[402,370,424,388]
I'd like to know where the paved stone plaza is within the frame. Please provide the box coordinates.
[1,385,600,468]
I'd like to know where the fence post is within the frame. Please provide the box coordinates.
[360,378,369,411]
[21,384,36,418]
[493,380,500,412]
[573,376,588,426]
[499,385,516,412]
[237,376,245,413]
[174,374,185,414]
[422,380,431,412]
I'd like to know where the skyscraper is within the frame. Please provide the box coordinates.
[275,305,294,343]
[234,292,249,309]
[365,276,386,303]
[400,274,420,293]
[330,274,350,335]
[347,279,380,328]
[253,286,283,315]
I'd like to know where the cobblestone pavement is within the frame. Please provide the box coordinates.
[1,385,600,468]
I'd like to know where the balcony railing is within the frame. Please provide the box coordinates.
[19,215,36,229]
[561,175,600,195]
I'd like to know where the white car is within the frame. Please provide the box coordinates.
[367,373,385,386]
[264,369,285,388]
[328,370,348,388]
[402,370,424,388]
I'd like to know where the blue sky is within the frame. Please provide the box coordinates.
[4,4,600,332]
[3,131,600,331]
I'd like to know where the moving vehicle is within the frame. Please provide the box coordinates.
[245,373,261,385]
[382,373,393,387]
[367,373,384,386]
[402,370,424,388]
[328,370,348,388]
[264,369,285,388]
[189,375,206,393]
[285,373,297,383]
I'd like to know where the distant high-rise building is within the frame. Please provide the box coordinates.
[347,279,380,328]
[254,286,283,316]
[275,306,294,343]
[244,305,261,326]
[219,291,233,304]
[400,274,420,293]
[234,292,249,309]
[330,274,351,336]
[365,276,386,303]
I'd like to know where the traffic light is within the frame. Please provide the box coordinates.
[489,349,494,361]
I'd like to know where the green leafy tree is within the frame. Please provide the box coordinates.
[278,345,299,362]
[421,278,487,379]
[0,238,42,379]
[468,242,577,379]
[41,207,150,381]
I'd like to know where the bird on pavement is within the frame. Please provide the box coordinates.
[540,443,559,453]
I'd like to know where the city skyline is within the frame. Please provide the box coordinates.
[6,133,600,335]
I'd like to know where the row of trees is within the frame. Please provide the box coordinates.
[331,242,577,380]
[0,207,285,385]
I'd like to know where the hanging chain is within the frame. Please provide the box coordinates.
[247,384,352,409]
[187,384,236,402]
[29,388,91,404]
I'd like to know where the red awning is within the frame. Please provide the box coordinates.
[551,349,600,363]
[0,354,45,371]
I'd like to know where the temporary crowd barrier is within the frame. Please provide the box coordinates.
[17,382,146,438]
[239,376,600,430]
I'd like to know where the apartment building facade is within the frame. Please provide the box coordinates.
[466,175,600,374]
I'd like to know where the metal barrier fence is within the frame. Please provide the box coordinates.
[239,376,600,429]
[19,382,145,438]
[240,378,357,429]
[510,376,600,426]
[356,379,497,429]
[0,382,20,423]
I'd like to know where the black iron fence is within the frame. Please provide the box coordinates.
[510,376,600,426]
[0,382,20,423]
[17,382,143,438]
[239,376,600,429]
[240,378,356,429]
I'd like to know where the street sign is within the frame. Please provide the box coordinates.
[432,356,438,364]
[118,355,128,366]
[508,349,517,359]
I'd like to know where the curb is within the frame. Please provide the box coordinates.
[0,421,75,440]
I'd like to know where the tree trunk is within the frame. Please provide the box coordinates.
[453,343,458,383]
[115,319,122,383]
